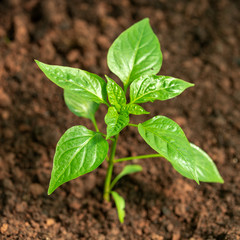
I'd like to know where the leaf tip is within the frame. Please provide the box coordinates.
[218,176,224,184]
[193,170,200,185]
[120,219,124,224]
[34,59,41,67]
[195,175,200,185]
[105,75,110,81]
[47,187,53,195]
[142,17,150,23]
[48,182,56,195]
[34,59,45,70]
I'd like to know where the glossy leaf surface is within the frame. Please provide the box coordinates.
[110,164,142,189]
[48,126,109,194]
[64,89,99,121]
[35,60,107,104]
[111,191,125,223]
[138,116,199,183]
[126,103,149,115]
[107,18,162,88]
[105,107,129,138]
[105,75,126,111]
[190,143,224,183]
[130,75,194,104]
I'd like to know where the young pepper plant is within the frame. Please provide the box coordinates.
[35,18,223,223]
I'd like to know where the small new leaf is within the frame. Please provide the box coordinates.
[48,126,109,194]
[105,75,126,111]
[130,75,194,104]
[111,191,125,223]
[190,143,224,183]
[64,89,99,121]
[126,103,149,115]
[110,164,142,190]
[35,60,107,104]
[107,18,162,88]
[138,116,199,183]
[105,107,129,139]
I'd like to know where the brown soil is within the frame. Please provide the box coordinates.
[0,0,239,239]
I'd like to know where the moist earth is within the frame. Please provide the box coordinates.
[0,0,239,239]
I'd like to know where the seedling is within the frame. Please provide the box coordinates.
[35,18,223,223]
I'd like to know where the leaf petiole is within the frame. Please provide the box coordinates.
[92,116,99,132]
[105,102,110,107]
[124,84,128,94]
[110,165,142,190]
[100,133,114,141]
[114,154,163,163]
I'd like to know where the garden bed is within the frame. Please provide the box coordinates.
[0,0,239,239]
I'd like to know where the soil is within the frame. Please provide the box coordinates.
[0,0,240,239]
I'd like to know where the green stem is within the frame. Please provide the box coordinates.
[128,123,138,127]
[103,134,119,201]
[101,133,114,141]
[104,101,110,107]
[114,154,163,163]
[124,84,128,94]
[92,117,99,132]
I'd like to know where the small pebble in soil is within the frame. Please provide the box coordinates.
[172,231,181,240]
[0,223,8,234]
[16,201,28,213]
[29,183,44,197]
[0,87,12,107]
[68,200,81,210]
[46,218,55,226]
[67,49,79,63]
[1,110,10,120]
[3,178,15,191]
[151,233,164,240]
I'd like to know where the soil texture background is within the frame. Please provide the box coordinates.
[0,0,240,239]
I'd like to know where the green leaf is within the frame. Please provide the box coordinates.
[105,75,126,111]
[190,143,224,183]
[64,89,99,121]
[48,125,109,194]
[126,103,149,115]
[105,107,129,138]
[107,18,162,88]
[130,75,194,104]
[110,164,142,189]
[35,60,107,104]
[138,116,199,183]
[111,191,125,223]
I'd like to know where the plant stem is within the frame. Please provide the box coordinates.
[92,117,99,132]
[103,134,119,201]
[124,85,128,94]
[114,154,163,163]
[101,133,114,141]
[104,101,110,107]
[128,123,138,127]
